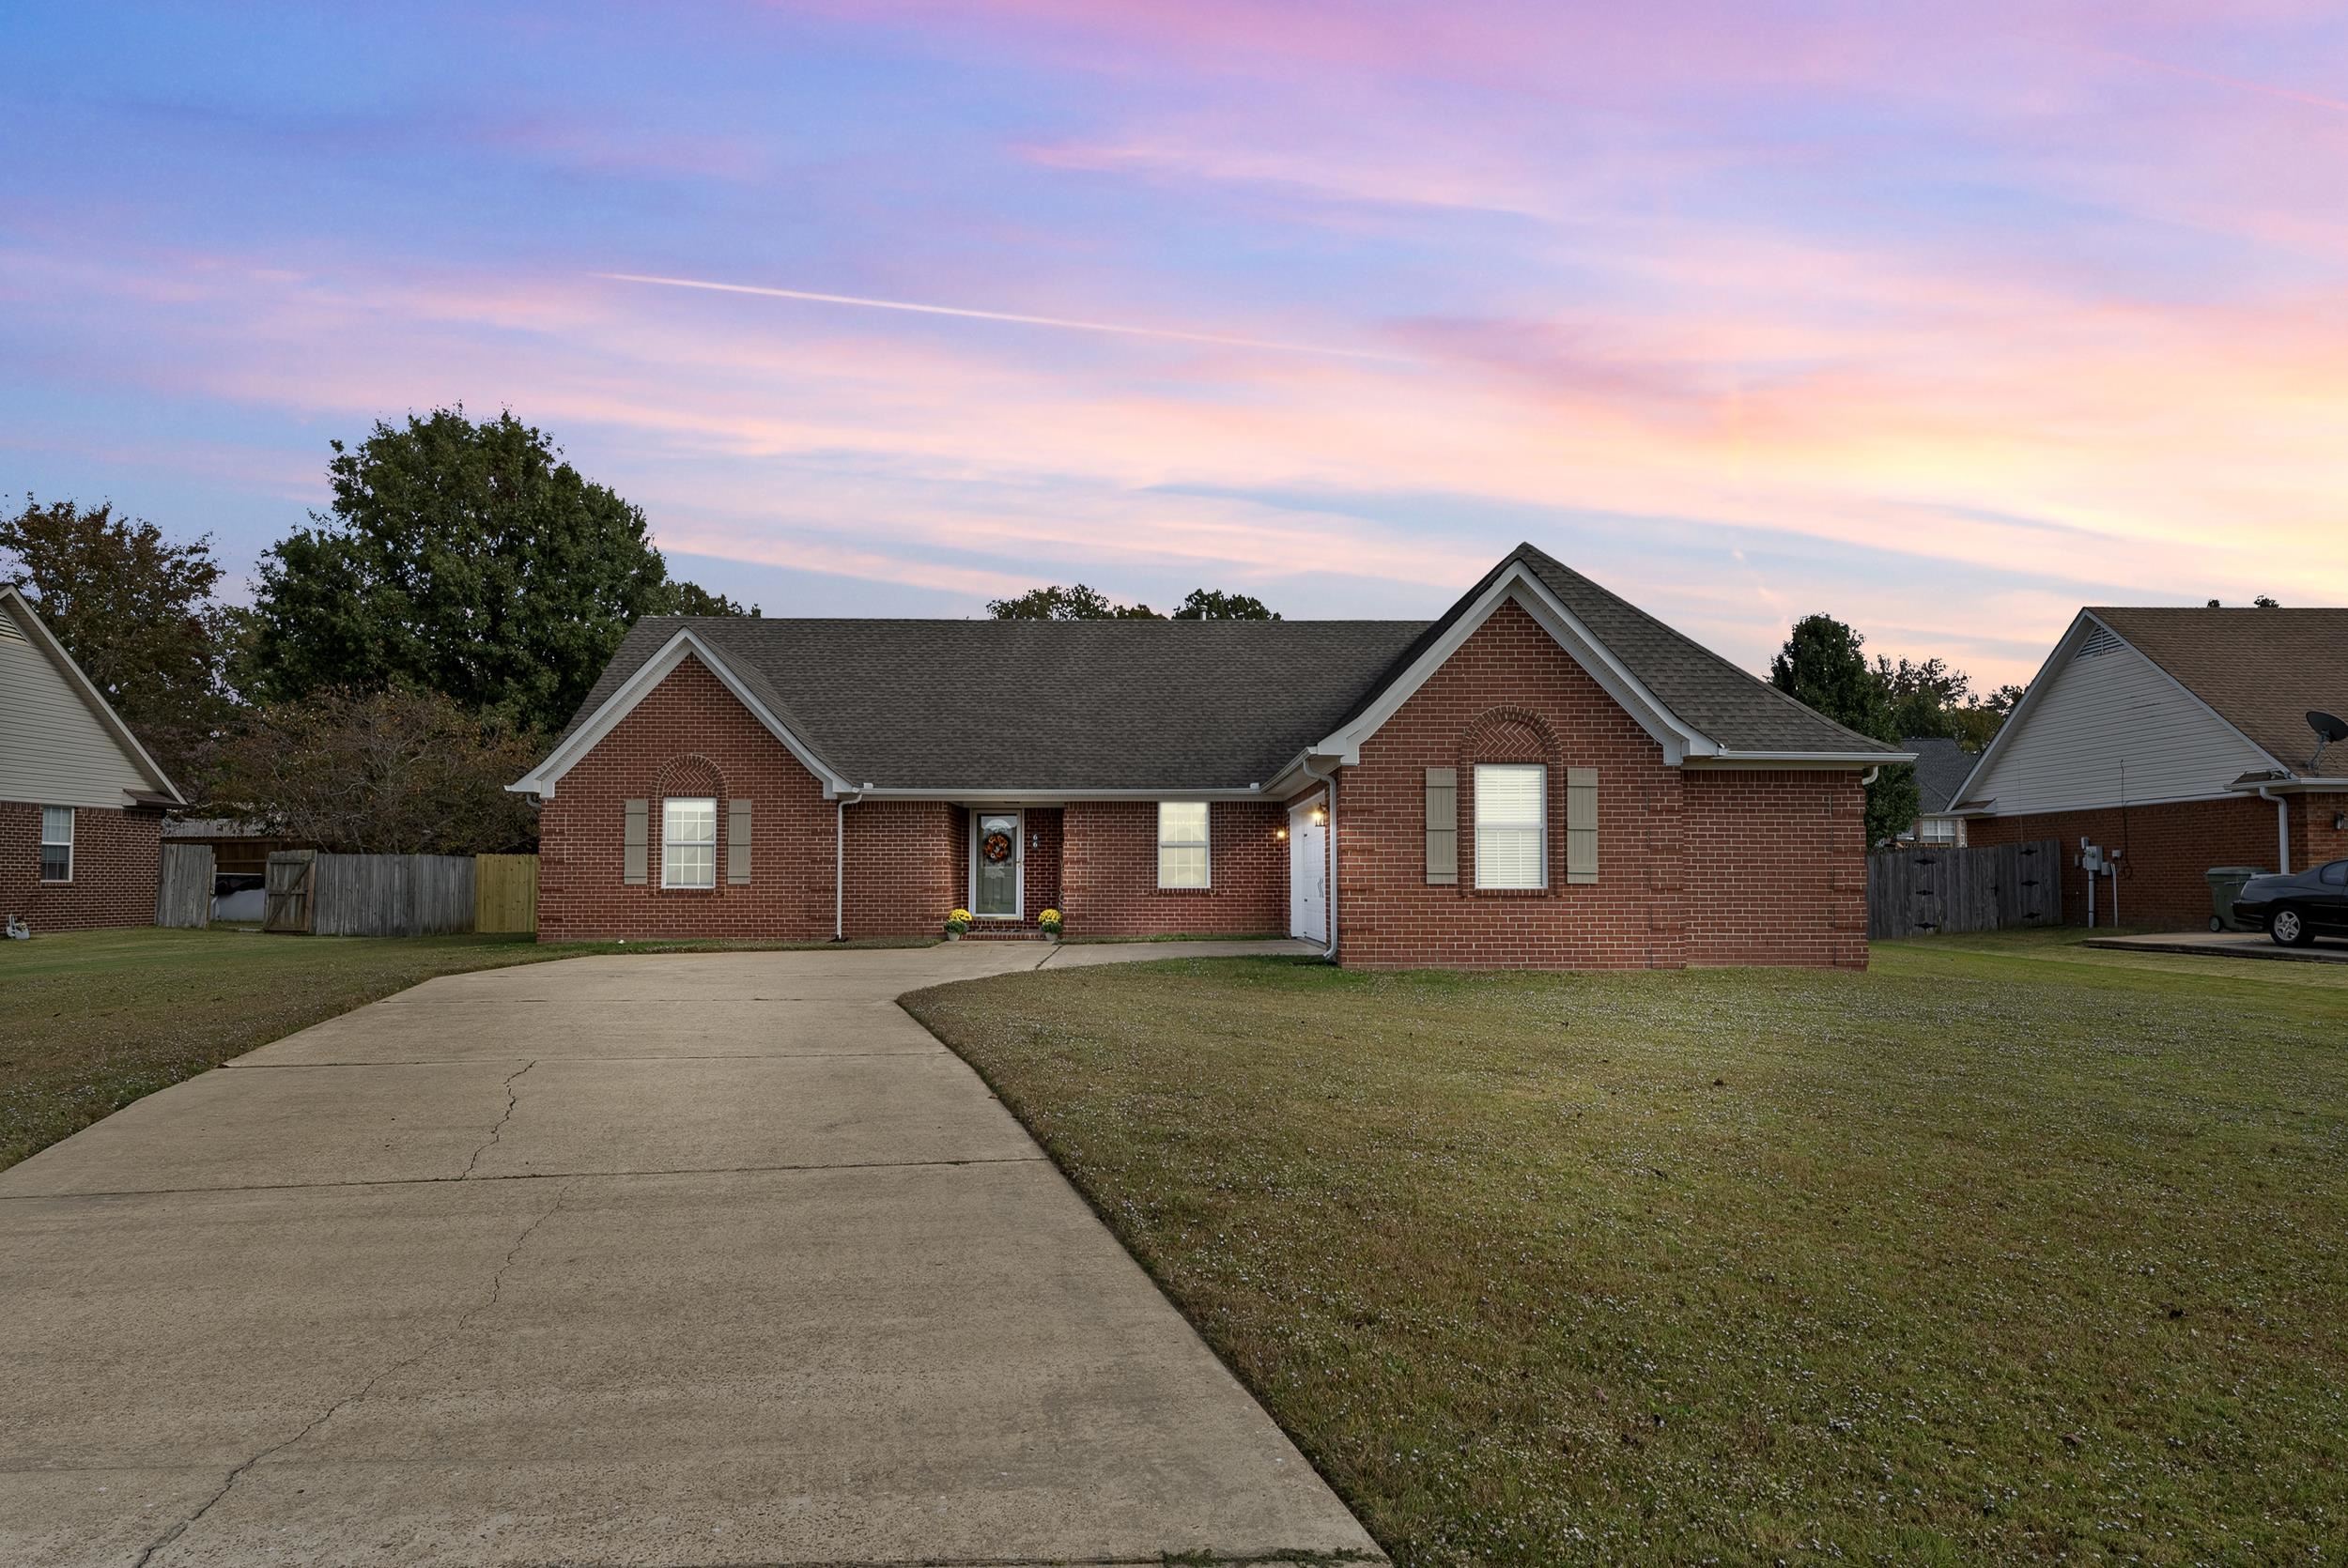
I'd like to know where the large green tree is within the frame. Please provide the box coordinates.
[985,583,1280,621]
[1171,588,1280,621]
[242,408,745,732]
[0,495,235,785]
[1770,613,1918,846]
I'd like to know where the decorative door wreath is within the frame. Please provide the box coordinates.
[981,830,1014,864]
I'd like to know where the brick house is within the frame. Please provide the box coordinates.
[1958,607,2348,927]
[2,587,185,932]
[512,545,1903,968]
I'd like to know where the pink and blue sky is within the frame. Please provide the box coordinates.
[6,1,2345,684]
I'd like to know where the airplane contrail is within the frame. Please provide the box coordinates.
[594,271,1411,362]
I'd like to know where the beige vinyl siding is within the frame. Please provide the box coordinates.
[1967,630,2272,817]
[0,620,158,807]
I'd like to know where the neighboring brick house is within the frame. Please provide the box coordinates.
[1958,607,2348,928]
[513,544,1903,968]
[2,587,185,932]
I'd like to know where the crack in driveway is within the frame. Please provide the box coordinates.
[460,1059,536,1178]
[128,1176,580,1568]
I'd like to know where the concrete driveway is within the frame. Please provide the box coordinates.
[0,939,1376,1567]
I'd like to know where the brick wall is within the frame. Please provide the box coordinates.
[840,801,961,938]
[537,655,836,941]
[1061,799,1289,936]
[1337,600,1685,970]
[1333,600,1867,970]
[1682,769,1868,967]
[1,800,163,932]
[2291,792,2348,871]
[1023,807,1063,922]
[1968,795,2283,928]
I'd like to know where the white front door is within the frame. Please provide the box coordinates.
[971,809,1023,918]
[1289,802,1327,943]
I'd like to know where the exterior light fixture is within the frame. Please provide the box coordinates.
[1274,826,1288,840]
[1310,806,1327,827]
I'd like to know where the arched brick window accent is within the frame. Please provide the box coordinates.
[653,755,727,893]
[1457,707,1562,895]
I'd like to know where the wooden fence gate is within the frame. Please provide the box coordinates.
[264,850,317,933]
[1867,838,2061,940]
[155,842,214,929]
[474,853,539,933]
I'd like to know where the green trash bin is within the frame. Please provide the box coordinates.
[2206,867,2266,932]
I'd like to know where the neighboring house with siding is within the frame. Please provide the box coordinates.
[512,543,1905,968]
[1902,736,1980,845]
[1959,607,2348,926]
[1,587,185,930]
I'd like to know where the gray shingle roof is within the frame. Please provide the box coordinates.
[565,616,1428,791]
[1903,736,1979,814]
[557,542,1900,791]
[2090,607,2348,773]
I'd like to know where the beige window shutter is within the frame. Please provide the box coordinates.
[624,799,648,885]
[728,798,753,884]
[1566,768,1599,884]
[1424,766,1458,884]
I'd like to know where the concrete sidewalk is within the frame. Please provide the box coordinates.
[2082,929,2348,963]
[0,939,1371,1567]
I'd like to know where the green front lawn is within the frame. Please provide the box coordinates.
[0,926,930,1171]
[905,933,2348,1564]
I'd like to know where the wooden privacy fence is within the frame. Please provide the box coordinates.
[1867,838,2061,941]
[265,850,316,932]
[474,853,539,933]
[311,853,476,936]
[155,842,214,928]
[251,851,538,935]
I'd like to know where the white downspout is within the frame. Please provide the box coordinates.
[1304,758,1339,961]
[834,792,864,941]
[2260,786,2290,874]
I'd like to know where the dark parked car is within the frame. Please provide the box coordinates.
[2233,860,2348,946]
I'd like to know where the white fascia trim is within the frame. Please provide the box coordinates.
[1973,785,2249,816]
[1684,750,1912,769]
[1966,610,2287,798]
[1315,567,1713,766]
[870,787,1271,803]
[1,587,185,806]
[509,630,847,799]
[2226,776,2348,793]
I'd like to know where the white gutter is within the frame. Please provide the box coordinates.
[834,792,864,940]
[2259,786,2290,874]
[1303,756,1340,961]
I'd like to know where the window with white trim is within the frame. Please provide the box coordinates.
[1474,764,1546,889]
[1157,801,1211,889]
[662,797,717,888]
[1918,817,1957,844]
[39,807,73,883]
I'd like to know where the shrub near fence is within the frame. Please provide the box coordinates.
[1867,838,2062,941]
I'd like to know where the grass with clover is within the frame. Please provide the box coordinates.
[905,930,2348,1565]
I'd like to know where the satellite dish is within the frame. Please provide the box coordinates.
[2310,711,2348,773]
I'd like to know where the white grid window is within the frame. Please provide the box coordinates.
[1157,802,1211,889]
[1919,817,1957,844]
[39,806,73,883]
[1475,764,1546,890]
[662,797,717,889]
